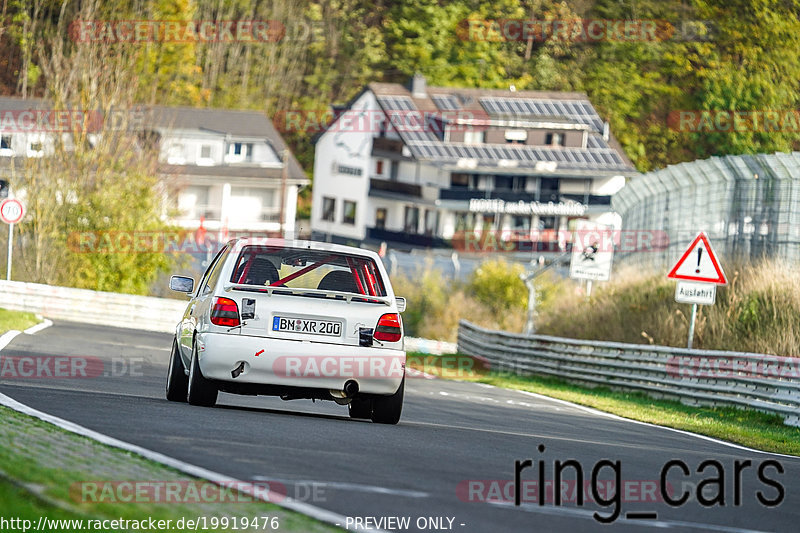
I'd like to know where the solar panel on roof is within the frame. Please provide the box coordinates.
[378,96,415,111]
[432,95,459,111]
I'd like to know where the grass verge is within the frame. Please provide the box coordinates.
[0,405,342,532]
[0,308,39,334]
[407,352,800,456]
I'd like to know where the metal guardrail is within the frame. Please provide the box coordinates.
[457,320,800,427]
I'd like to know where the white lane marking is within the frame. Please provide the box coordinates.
[251,477,429,498]
[432,390,563,411]
[0,330,22,351]
[513,389,800,460]
[488,500,768,532]
[0,393,386,533]
[405,367,437,380]
[24,319,52,335]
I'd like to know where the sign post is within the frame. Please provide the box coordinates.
[569,220,614,299]
[667,232,727,349]
[0,198,25,281]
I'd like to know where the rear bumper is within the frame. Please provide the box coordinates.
[196,332,405,396]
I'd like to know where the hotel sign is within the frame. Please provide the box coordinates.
[468,198,585,216]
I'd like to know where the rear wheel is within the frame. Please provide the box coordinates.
[187,341,218,407]
[371,378,404,424]
[348,398,372,419]
[166,338,188,402]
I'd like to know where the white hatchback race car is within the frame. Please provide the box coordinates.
[166,238,407,424]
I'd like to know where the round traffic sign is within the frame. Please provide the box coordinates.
[0,198,24,224]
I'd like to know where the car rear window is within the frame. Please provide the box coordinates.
[229,246,387,297]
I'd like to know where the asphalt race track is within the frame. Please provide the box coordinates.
[1,321,799,532]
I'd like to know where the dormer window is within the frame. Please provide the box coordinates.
[198,144,214,166]
[545,132,566,147]
[505,130,527,144]
[166,143,185,165]
[464,130,485,145]
[227,142,254,163]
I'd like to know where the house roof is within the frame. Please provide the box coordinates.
[0,96,307,181]
[324,81,635,175]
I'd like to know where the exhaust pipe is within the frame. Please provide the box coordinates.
[343,380,359,397]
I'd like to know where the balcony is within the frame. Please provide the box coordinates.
[371,137,412,160]
[366,227,449,248]
[369,178,422,198]
[438,188,611,206]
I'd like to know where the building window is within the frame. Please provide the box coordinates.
[166,143,184,164]
[538,216,557,230]
[424,210,438,236]
[455,212,474,232]
[322,197,336,222]
[375,160,384,175]
[505,130,527,144]
[1,135,11,150]
[539,177,560,202]
[178,185,212,220]
[375,208,387,229]
[29,141,43,153]
[343,200,356,225]
[390,161,399,181]
[451,172,470,188]
[403,206,419,233]
[512,215,531,230]
[545,132,565,147]
[228,186,277,223]
[229,142,254,161]
[200,145,212,159]
[494,175,514,190]
[464,130,485,145]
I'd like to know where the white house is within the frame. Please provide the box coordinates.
[0,97,308,237]
[310,75,635,250]
[144,105,308,237]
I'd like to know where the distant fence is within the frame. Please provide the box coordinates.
[458,320,800,427]
[0,280,185,334]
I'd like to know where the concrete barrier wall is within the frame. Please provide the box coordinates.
[0,280,187,334]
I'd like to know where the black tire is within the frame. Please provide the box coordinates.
[348,398,372,419]
[166,338,188,402]
[371,378,404,424]
[187,341,218,407]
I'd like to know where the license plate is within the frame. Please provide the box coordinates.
[272,316,342,337]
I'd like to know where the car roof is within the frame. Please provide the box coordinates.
[228,238,383,262]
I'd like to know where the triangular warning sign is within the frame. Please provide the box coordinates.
[667,232,727,285]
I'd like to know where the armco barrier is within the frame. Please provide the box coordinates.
[0,280,186,334]
[457,320,800,427]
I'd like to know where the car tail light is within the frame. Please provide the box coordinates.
[211,297,240,327]
[374,313,402,342]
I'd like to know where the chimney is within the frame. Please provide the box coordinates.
[602,121,610,141]
[411,73,427,98]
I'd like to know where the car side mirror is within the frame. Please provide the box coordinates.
[395,297,406,313]
[170,275,194,294]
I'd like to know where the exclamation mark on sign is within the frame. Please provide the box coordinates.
[696,247,703,274]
